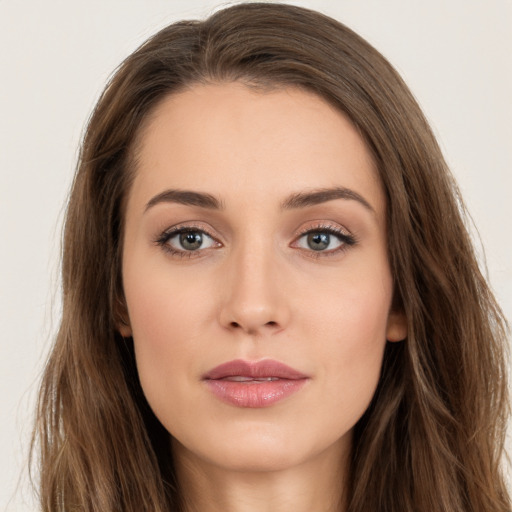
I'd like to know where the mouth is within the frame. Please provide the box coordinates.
[203,359,309,408]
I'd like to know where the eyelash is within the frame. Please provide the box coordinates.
[293,223,357,258]
[154,222,357,259]
[154,224,219,258]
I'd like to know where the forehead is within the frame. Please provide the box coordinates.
[128,82,384,215]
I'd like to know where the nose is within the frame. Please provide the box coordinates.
[218,241,290,336]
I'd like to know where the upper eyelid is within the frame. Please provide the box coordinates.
[161,222,219,239]
[166,228,216,241]
[294,221,351,237]
[155,220,354,244]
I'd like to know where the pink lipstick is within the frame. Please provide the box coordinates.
[203,359,308,408]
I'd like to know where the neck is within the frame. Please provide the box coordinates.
[172,439,350,512]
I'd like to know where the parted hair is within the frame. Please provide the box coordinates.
[32,3,510,511]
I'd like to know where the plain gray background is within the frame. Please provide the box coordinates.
[1,1,511,509]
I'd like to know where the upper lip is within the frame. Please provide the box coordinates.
[203,359,308,380]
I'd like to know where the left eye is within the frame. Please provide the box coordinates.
[296,231,346,252]
[166,230,217,252]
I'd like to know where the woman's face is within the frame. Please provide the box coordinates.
[120,83,406,473]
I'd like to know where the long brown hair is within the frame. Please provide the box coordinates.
[32,3,510,511]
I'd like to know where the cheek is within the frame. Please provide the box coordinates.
[123,263,215,410]
[129,280,206,345]
[300,268,392,414]
[301,264,392,346]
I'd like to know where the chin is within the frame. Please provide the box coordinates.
[171,418,351,474]
[188,443,307,474]
[220,440,306,473]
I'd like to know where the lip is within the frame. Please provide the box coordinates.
[203,359,309,408]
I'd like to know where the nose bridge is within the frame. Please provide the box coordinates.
[219,230,287,334]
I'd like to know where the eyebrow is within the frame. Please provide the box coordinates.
[144,186,374,213]
[281,187,374,213]
[145,189,224,212]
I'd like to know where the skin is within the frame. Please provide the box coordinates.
[120,82,407,512]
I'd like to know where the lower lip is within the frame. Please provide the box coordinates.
[205,379,308,408]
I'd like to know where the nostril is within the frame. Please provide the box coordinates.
[228,320,278,330]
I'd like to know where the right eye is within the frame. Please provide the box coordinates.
[156,228,219,256]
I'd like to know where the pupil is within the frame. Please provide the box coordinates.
[307,232,329,251]
[180,232,202,250]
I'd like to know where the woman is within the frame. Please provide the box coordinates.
[32,3,510,511]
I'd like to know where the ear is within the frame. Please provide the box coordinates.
[386,310,407,342]
[118,321,132,338]
[114,295,132,338]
